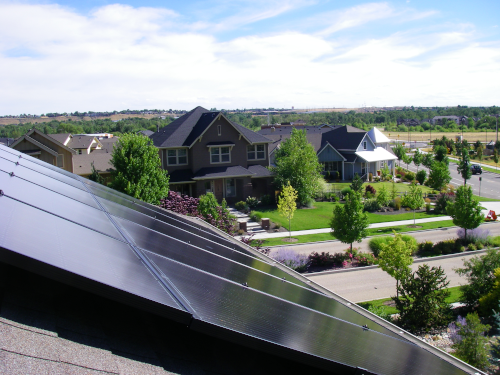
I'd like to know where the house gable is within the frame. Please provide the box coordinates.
[355,134,376,152]
[318,143,346,162]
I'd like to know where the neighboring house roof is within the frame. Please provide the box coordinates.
[67,135,101,150]
[367,127,390,143]
[137,129,154,137]
[48,133,72,145]
[355,147,398,162]
[0,138,15,146]
[151,106,271,148]
[193,166,254,180]
[248,164,272,178]
[168,169,195,184]
[322,125,365,151]
[72,151,113,175]
[0,143,477,375]
[10,129,77,155]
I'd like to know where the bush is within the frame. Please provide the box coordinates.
[355,253,377,266]
[455,249,500,308]
[451,313,491,370]
[249,211,262,222]
[340,187,352,199]
[368,305,393,323]
[468,243,477,251]
[457,227,490,244]
[418,241,434,254]
[369,237,392,257]
[432,239,456,255]
[403,171,415,182]
[309,251,347,267]
[434,192,455,214]
[269,248,310,273]
[260,194,274,206]
[246,196,260,210]
[394,196,402,210]
[235,201,247,211]
[160,191,200,216]
[416,170,427,185]
[365,184,376,196]
[401,235,418,255]
[363,198,381,212]
[396,174,402,179]
[304,198,315,208]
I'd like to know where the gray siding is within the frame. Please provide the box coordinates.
[318,145,344,162]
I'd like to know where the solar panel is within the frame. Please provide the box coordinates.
[0,145,476,374]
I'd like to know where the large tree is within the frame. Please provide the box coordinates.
[446,185,484,242]
[457,147,472,186]
[110,133,169,204]
[271,128,322,205]
[330,191,369,254]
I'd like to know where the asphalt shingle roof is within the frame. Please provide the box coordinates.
[47,133,72,145]
[193,166,254,179]
[248,164,272,178]
[67,136,98,150]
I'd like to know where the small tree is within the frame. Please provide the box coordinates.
[427,161,451,191]
[393,143,406,167]
[110,133,169,204]
[413,148,423,172]
[330,190,369,254]
[376,185,390,207]
[416,169,427,185]
[278,182,298,240]
[350,173,363,193]
[403,153,412,170]
[88,161,105,185]
[378,232,414,297]
[477,143,484,162]
[455,249,500,308]
[394,264,451,332]
[422,153,434,169]
[434,145,449,164]
[494,148,499,171]
[457,147,472,186]
[446,185,484,242]
[401,182,424,225]
[452,313,491,371]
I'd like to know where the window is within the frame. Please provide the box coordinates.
[205,180,214,193]
[211,147,230,163]
[247,144,265,160]
[218,125,222,136]
[363,141,367,150]
[56,154,64,168]
[167,149,188,165]
[225,178,236,197]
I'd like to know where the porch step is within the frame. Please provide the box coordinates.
[229,206,267,234]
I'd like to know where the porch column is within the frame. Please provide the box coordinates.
[342,162,344,181]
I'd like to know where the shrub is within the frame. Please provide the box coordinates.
[416,170,427,185]
[249,211,262,222]
[432,239,456,255]
[269,248,310,273]
[260,194,274,206]
[401,235,418,255]
[455,249,500,308]
[369,236,392,257]
[246,196,260,210]
[309,251,347,266]
[355,253,377,266]
[237,229,245,235]
[363,198,381,212]
[235,201,247,211]
[304,198,315,208]
[451,313,491,370]
[434,192,455,214]
[160,191,200,216]
[340,187,352,199]
[365,184,376,197]
[239,233,270,255]
[404,171,415,182]
[418,241,434,254]
[394,196,402,210]
[457,227,490,244]
[468,243,477,251]
[368,305,393,323]
[274,222,281,229]
[396,174,402,179]
[476,242,484,250]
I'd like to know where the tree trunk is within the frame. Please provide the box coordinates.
[289,217,291,240]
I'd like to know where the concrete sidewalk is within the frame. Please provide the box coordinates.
[243,201,500,240]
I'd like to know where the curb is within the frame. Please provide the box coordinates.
[305,248,493,278]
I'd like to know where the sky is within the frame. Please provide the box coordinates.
[1,0,499,115]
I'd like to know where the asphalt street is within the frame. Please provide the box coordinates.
[306,251,486,303]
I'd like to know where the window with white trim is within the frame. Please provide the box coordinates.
[167,149,188,166]
[56,154,64,168]
[225,178,236,197]
[211,147,230,163]
[247,144,265,160]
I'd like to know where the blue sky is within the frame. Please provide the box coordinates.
[1,0,499,114]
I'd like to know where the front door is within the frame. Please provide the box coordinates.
[214,179,224,201]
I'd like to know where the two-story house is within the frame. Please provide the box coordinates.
[150,106,274,203]
[261,125,396,181]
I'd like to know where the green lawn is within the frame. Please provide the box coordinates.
[261,220,456,247]
[326,181,435,195]
[254,201,447,231]
[357,286,462,315]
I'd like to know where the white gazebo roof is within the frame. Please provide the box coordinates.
[355,147,398,162]
[367,127,390,143]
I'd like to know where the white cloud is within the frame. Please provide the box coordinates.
[0,2,499,114]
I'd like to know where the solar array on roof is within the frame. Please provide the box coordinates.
[0,144,479,375]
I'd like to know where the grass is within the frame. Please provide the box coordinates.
[357,286,463,315]
[261,220,456,247]
[253,201,447,231]
[326,181,435,195]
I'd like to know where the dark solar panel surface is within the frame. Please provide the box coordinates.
[0,145,474,375]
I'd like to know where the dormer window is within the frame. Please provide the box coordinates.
[247,144,265,160]
[167,149,188,166]
[218,125,222,136]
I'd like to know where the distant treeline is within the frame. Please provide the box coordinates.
[0,117,174,139]
[2,106,499,139]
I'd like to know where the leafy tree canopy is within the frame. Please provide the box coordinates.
[110,133,169,204]
[278,182,298,240]
[272,128,323,205]
[427,161,451,191]
[446,185,484,241]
